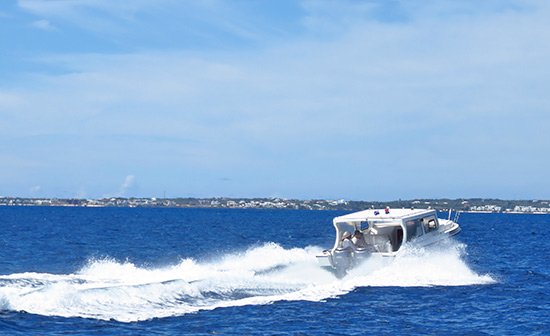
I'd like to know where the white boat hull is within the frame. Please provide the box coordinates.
[316,209,461,277]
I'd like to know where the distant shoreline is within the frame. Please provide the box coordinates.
[1,197,548,214]
[461,210,549,215]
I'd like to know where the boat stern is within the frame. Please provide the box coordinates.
[316,250,333,267]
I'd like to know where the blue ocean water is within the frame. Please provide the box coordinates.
[0,207,548,335]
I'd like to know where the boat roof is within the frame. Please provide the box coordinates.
[334,208,436,223]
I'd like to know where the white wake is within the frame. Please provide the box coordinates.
[0,241,494,322]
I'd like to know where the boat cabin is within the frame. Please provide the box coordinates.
[331,208,440,255]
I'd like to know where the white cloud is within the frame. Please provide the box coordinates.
[18,0,144,18]
[30,185,41,195]
[17,0,272,42]
[7,4,550,148]
[18,0,146,34]
[117,175,135,197]
[4,1,550,199]
[32,19,56,31]
[0,92,23,109]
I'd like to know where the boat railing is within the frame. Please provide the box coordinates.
[447,209,461,223]
[453,210,461,223]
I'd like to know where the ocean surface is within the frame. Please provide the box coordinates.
[0,207,548,335]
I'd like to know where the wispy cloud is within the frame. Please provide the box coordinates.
[32,19,56,31]
[16,0,290,45]
[29,185,41,196]
[117,175,136,197]
[18,0,147,35]
[18,0,143,19]
[3,1,550,199]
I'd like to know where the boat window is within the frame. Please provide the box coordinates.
[422,216,438,233]
[405,220,419,240]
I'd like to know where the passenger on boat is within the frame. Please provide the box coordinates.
[340,232,357,251]
[352,230,367,249]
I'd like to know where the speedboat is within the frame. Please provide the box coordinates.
[316,207,461,277]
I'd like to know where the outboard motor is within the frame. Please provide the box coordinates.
[332,248,352,278]
[353,248,371,262]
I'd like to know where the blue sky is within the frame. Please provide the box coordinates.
[1,0,549,200]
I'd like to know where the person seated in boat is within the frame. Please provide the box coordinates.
[352,230,367,249]
[340,231,357,252]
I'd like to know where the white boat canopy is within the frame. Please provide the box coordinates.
[333,208,434,223]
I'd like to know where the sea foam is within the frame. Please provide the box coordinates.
[0,241,495,322]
